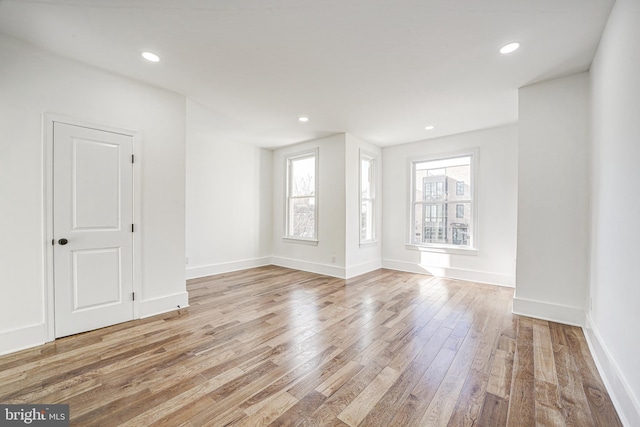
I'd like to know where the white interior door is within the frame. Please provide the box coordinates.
[53,122,134,338]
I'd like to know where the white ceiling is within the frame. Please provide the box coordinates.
[0,0,614,148]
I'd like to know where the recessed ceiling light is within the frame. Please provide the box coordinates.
[500,42,520,54]
[424,125,435,130]
[298,117,309,122]
[141,51,161,62]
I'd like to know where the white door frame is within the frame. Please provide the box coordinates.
[43,114,143,342]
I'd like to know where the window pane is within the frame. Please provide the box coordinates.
[415,170,427,201]
[413,203,423,242]
[360,155,375,243]
[361,158,372,198]
[361,200,374,241]
[289,197,315,237]
[290,156,315,197]
[412,154,473,247]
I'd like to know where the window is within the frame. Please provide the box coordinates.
[424,181,444,199]
[424,204,445,223]
[410,152,475,249]
[452,226,468,245]
[285,150,318,241]
[360,152,376,245]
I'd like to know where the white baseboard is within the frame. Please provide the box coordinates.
[381,259,515,287]
[188,257,381,281]
[512,297,585,326]
[0,298,190,356]
[271,256,346,279]
[345,259,382,279]
[0,323,47,356]
[140,292,190,319]
[584,315,640,427]
[186,257,272,279]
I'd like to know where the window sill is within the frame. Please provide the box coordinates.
[359,241,378,249]
[283,237,319,246]
[405,244,478,256]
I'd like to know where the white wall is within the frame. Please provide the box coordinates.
[345,134,382,278]
[587,0,640,424]
[185,100,273,278]
[272,134,347,277]
[515,73,590,326]
[382,125,518,286]
[0,35,188,355]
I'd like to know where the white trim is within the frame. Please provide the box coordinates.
[284,148,319,240]
[140,292,190,318]
[0,324,47,356]
[407,148,479,251]
[282,237,319,246]
[359,241,378,249]
[272,256,346,279]
[187,258,382,282]
[512,296,585,326]
[359,149,377,246]
[345,259,382,279]
[382,258,514,287]
[43,115,55,342]
[132,129,143,320]
[584,315,640,427]
[186,257,272,279]
[43,114,143,342]
[404,244,478,256]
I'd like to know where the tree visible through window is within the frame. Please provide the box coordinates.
[360,152,376,244]
[411,153,474,247]
[286,151,317,239]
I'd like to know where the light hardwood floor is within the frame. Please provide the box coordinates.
[0,266,622,426]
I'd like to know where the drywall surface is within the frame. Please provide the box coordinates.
[186,100,272,278]
[515,72,590,326]
[588,0,640,423]
[345,134,382,277]
[0,35,187,354]
[272,134,347,277]
[382,125,518,286]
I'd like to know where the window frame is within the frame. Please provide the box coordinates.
[407,149,479,255]
[284,148,319,245]
[359,150,377,247]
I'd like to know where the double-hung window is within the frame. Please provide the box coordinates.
[410,151,476,250]
[359,152,376,245]
[285,150,318,242]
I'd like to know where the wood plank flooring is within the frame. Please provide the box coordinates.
[0,266,622,426]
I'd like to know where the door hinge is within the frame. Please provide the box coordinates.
[131,154,135,164]
[132,292,135,301]
[52,239,55,245]
[131,224,134,233]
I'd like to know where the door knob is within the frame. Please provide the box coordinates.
[58,238,68,245]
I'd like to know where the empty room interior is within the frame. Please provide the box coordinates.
[0,0,639,426]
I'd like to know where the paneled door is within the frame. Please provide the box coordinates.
[53,122,134,338]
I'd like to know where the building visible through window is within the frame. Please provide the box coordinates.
[411,153,473,247]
